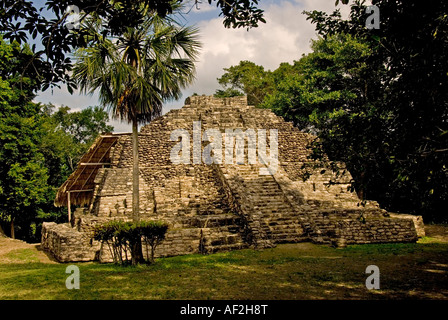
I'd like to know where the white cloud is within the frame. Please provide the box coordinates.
[183,0,341,100]
[35,0,348,131]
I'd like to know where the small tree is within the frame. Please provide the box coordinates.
[93,220,129,264]
[140,221,169,263]
[93,220,168,265]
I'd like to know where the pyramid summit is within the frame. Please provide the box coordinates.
[43,95,423,262]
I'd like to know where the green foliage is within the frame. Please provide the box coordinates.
[0,35,114,241]
[209,0,265,29]
[73,10,201,125]
[93,220,169,265]
[214,88,244,98]
[39,104,113,176]
[216,60,274,106]
[0,38,50,240]
[300,0,448,221]
[50,105,113,145]
[93,220,133,265]
[262,34,374,129]
[0,0,264,91]
[139,220,169,263]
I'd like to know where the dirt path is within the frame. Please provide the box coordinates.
[424,224,448,242]
[0,235,56,264]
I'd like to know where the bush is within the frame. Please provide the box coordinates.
[139,220,169,263]
[93,220,169,265]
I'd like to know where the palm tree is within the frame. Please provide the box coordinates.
[73,7,201,264]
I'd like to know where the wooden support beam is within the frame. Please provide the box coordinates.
[100,134,129,138]
[80,163,110,166]
[67,191,71,223]
[67,189,94,193]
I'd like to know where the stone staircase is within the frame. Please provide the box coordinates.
[176,213,249,254]
[242,173,306,244]
[219,164,308,248]
[200,226,249,254]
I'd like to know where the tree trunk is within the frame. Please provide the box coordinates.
[131,118,143,265]
[132,118,140,223]
[10,218,15,239]
[131,241,144,265]
[357,172,365,201]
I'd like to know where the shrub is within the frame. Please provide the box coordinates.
[93,220,169,265]
[139,220,169,263]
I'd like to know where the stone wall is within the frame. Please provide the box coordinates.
[41,222,99,262]
[43,96,422,262]
[42,212,249,263]
[309,212,418,245]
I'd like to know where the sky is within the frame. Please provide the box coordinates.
[32,0,351,133]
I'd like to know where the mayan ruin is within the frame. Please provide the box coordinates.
[41,96,424,262]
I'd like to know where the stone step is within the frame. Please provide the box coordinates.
[243,186,282,192]
[201,231,250,254]
[204,233,242,246]
[247,196,285,201]
[180,214,244,229]
[264,218,302,225]
[271,234,306,243]
[245,188,283,193]
[254,198,288,203]
[262,221,304,229]
[252,204,291,210]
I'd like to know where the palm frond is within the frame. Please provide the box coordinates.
[72,7,202,125]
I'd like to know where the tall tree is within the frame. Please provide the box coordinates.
[0,38,49,239]
[298,0,448,221]
[215,60,273,106]
[73,6,201,264]
[39,104,114,186]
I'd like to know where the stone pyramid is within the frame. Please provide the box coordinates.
[42,96,423,262]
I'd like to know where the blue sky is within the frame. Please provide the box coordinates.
[32,0,349,132]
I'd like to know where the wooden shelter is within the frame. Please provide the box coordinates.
[54,134,125,220]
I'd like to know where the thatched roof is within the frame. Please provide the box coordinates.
[54,134,124,207]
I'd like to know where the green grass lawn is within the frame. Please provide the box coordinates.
[1,240,448,300]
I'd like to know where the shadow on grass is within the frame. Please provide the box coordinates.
[0,242,447,300]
